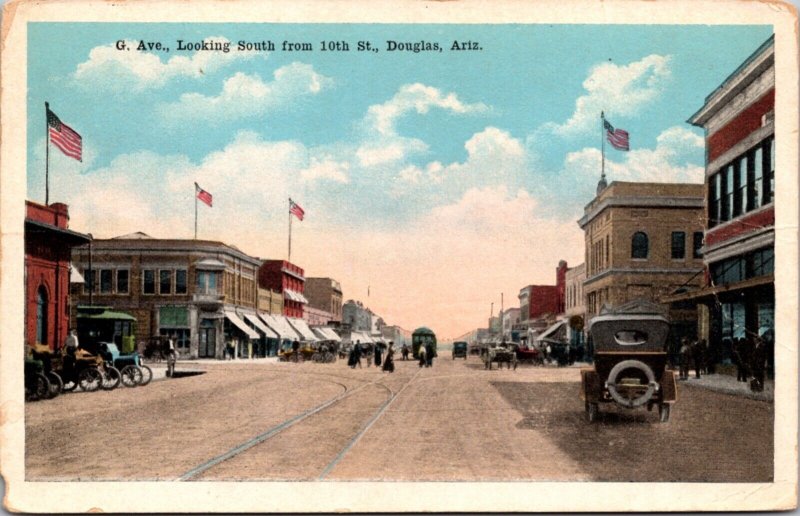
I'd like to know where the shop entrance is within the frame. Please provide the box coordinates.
[199,319,216,358]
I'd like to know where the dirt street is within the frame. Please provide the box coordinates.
[25,356,773,482]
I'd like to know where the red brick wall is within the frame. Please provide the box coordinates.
[705,207,774,248]
[529,285,559,319]
[708,89,774,162]
[555,262,568,315]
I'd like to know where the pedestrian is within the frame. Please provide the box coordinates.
[707,338,722,375]
[374,343,383,367]
[382,342,395,373]
[418,344,427,368]
[750,336,767,392]
[691,338,703,379]
[64,328,79,356]
[353,340,362,368]
[292,340,300,363]
[425,339,434,368]
[734,337,750,382]
[401,344,409,361]
[678,337,690,380]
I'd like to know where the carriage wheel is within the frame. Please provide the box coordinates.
[139,365,153,386]
[101,366,121,390]
[46,372,63,398]
[78,368,102,392]
[585,402,599,423]
[121,365,143,387]
[26,372,50,401]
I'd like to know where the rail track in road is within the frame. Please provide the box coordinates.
[179,367,423,481]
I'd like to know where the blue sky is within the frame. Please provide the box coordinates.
[26,23,773,337]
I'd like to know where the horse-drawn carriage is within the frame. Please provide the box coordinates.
[483,344,518,370]
[580,310,677,423]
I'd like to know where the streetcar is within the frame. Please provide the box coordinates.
[76,305,137,355]
[411,327,437,359]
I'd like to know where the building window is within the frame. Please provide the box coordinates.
[83,269,96,294]
[733,156,748,217]
[196,270,219,294]
[671,232,686,260]
[100,269,113,294]
[693,232,704,259]
[175,269,187,294]
[710,246,773,286]
[711,136,774,227]
[117,269,129,294]
[631,232,648,259]
[36,285,48,345]
[143,269,156,295]
[160,270,173,295]
[709,173,722,228]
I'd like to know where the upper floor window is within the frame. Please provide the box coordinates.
[709,136,774,228]
[99,269,113,294]
[631,232,649,259]
[175,269,188,294]
[159,269,173,295]
[693,232,704,259]
[196,270,219,294]
[143,269,156,295]
[116,269,129,294]
[671,232,686,260]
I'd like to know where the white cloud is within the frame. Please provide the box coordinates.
[566,125,704,184]
[355,83,488,169]
[73,37,266,92]
[160,63,332,122]
[393,127,527,191]
[548,55,672,137]
[300,158,350,184]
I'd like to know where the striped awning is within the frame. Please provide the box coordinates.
[313,326,341,342]
[224,310,259,339]
[284,289,309,304]
[287,318,318,341]
[244,313,279,339]
[260,313,301,340]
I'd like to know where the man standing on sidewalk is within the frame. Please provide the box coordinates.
[679,338,690,380]
[691,339,703,379]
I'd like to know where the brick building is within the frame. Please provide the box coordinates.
[577,181,705,341]
[667,36,775,361]
[305,277,343,324]
[517,261,568,335]
[25,201,90,351]
[71,233,263,359]
[258,260,308,318]
[564,262,586,350]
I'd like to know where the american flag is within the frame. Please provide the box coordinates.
[289,199,305,221]
[604,119,629,151]
[47,107,82,161]
[196,183,213,207]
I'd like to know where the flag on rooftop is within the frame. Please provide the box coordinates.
[290,199,305,221]
[196,183,213,207]
[46,106,82,161]
[603,119,630,151]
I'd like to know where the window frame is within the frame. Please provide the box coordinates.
[631,231,649,260]
[116,269,129,295]
[671,231,686,260]
[143,269,156,295]
[159,269,173,295]
[175,269,188,295]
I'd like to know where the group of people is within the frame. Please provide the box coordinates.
[417,340,436,368]
[347,340,395,373]
[678,334,772,392]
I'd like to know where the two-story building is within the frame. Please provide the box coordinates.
[667,36,775,367]
[71,232,263,359]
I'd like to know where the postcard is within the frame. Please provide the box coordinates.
[1,0,798,512]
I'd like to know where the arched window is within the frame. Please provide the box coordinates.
[631,232,649,259]
[36,285,48,345]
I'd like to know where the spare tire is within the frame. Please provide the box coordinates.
[606,359,657,408]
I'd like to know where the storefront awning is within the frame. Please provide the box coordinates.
[243,313,278,339]
[260,313,302,340]
[351,331,373,344]
[536,320,566,343]
[313,327,341,342]
[661,274,774,304]
[284,289,309,304]
[224,310,259,339]
[70,263,85,283]
[287,318,318,341]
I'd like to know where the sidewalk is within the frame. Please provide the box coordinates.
[677,372,774,402]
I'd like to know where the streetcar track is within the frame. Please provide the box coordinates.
[180,366,423,481]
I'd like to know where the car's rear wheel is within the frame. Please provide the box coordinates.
[78,368,102,392]
[101,366,121,390]
[121,365,142,387]
[139,365,153,386]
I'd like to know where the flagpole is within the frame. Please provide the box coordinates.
[288,198,293,263]
[194,183,198,239]
[45,102,50,205]
[600,111,606,183]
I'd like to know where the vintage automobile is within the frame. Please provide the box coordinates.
[98,342,148,387]
[452,341,468,360]
[581,311,676,423]
[24,358,51,401]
